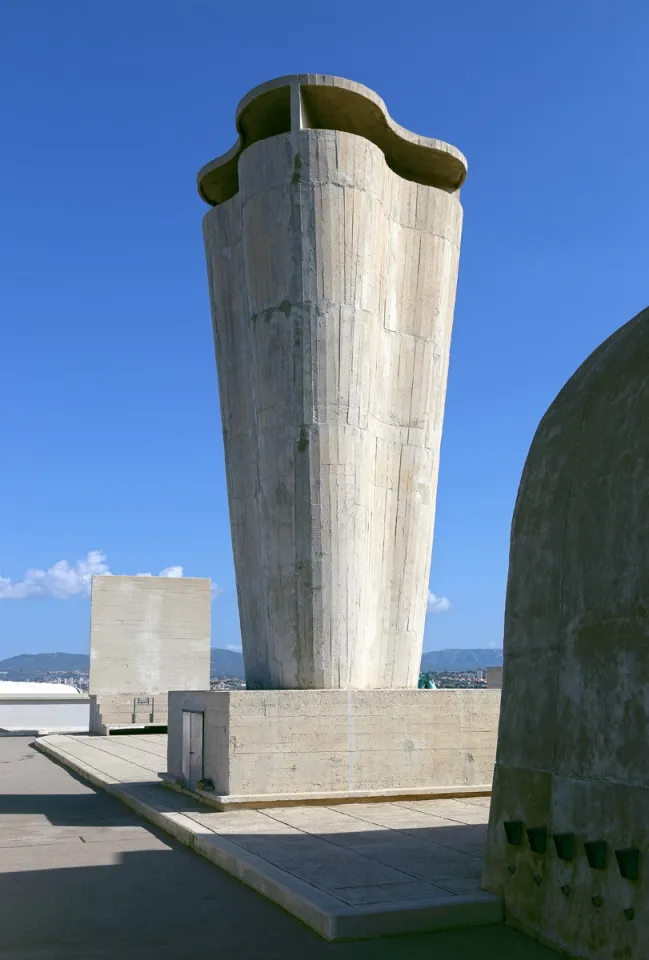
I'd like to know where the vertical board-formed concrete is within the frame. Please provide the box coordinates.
[483,308,649,959]
[89,575,211,697]
[200,75,466,690]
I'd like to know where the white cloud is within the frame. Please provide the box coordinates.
[0,550,110,600]
[226,644,242,652]
[211,583,224,598]
[427,591,451,614]
[0,552,222,601]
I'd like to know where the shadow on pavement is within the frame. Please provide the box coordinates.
[0,846,558,960]
[0,737,560,959]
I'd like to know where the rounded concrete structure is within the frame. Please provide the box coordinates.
[483,307,649,957]
[200,75,466,690]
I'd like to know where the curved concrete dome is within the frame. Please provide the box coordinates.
[506,305,649,690]
[198,74,467,206]
[484,306,649,956]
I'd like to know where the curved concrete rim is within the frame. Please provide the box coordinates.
[197,73,468,206]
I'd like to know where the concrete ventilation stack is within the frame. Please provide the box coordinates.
[200,74,465,691]
[166,75,501,805]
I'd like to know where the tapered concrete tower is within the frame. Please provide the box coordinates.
[199,75,467,691]
[167,79,489,804]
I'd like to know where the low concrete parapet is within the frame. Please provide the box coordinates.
[89,694,169,735]
[0,695,90,734]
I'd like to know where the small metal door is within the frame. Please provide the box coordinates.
[133,696,153,723]
[181,710,204,791]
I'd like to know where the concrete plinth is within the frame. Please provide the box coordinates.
[199,75,466,691]
[89,575,211,734]
[167,688,500,806]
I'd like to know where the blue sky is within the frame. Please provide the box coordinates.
[1,0,647,658]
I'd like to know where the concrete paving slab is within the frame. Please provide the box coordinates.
[115,734,168,759]
[395,799,491,823]
[78,738,165,774]
[331,881,447,906]
[34,732,503,940]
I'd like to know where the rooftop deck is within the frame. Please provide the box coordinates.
[1,735,559,957]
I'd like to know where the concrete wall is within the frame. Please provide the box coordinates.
[89,576,211,698]
[168,688,500,799]
[89,693,169,735]
[486,667,502,689]
[483,307,649,960]
[200,75,466,691]
[0,696,90,734]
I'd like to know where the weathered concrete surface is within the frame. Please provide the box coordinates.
[483,307,649,958]
[89,576,210,732]
[89,693,169,736]
[486,667,502,689]
[167,689,500,801]
[200,75,466,690]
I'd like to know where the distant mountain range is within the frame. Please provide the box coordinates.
[0,647,503,679]
[0,652,90,674]
[210,648,245,677]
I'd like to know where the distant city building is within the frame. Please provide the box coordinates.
[419,672,485,689]
[210,676,246,691]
